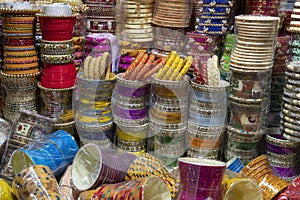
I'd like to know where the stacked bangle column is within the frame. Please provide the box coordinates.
[113,73,150,155]
[0,7,40,122]
[152,0,192,55]
[116,0,155,54]
[195,0,234,36]
[188,79,229,160]
[220,33,236,81]
[86,0,115,34]
[37,5,77,137]
[227,15,280,164]
[148,52,192,166]
[280,62,300,142]
[269,36,291,126]
[265,128,299,182]
[75,52,115,147]
[246,0,281,16]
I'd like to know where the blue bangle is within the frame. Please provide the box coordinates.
[200,13,229,17]
[197,18,228,24]
[196,25,229,32]
[201,6,231,14]
[202,0,232,6]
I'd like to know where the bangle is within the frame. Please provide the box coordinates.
[41,54,74,64]
[149,118,187,130]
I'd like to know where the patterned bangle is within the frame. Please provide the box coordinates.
[41,54,75,64]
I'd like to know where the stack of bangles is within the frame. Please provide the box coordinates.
[246,0,281,16]
[1,11,40,75]
[196,0,233,35]
[113,73,150,154]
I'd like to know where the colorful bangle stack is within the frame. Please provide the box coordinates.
[188,79,229,160]
[226,125,263,165]
[195,0,234,35]
[149,76,190,166]
[12,165,64,200]
[75,72,116,148]
[113,73,150,154]
[0,71,40,122]
[229,68,272,134]
[220,33,236,81]
[265,128,298,182]
[0,110,55,182]
[240,155,290,200]
[85,0,115,34]
[152,0,192,28]
[1,10,40,75]
[280,61,300,142]
[270,35,291,114]
[186,32,218,84]
[246,0,281,16]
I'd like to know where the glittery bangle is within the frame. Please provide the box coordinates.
[41,54,75,64]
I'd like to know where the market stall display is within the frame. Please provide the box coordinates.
[0,1,299,200]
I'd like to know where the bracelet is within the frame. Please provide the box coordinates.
[41,54,74,64]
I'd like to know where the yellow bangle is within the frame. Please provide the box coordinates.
[117,127,147,141]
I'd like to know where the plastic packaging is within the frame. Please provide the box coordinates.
[0,110,55,181]
[222,175,263,200]
[59,165,79,200]
[11,130,78,177]
[12,165,64,200]
[92,176,172,200]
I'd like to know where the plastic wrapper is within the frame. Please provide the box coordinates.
[12,165,64,200]
[92,176,171,200]
[10,130,78,177]
[84,33,119,73]
[0,118,10,162]
[72,144,137,192]
[59,165,79,200]
[0,110,55,181]
[111,71,150,154]
[222,173,263,200]
[74,71,116,148]
[177,157,226,200]
[265,128,298,182]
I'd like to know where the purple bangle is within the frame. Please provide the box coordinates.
[74,52,83,59]
[114,107,147,120]
[265,142,298,154]
[116,84,149,98]
[271,165,297,179]
[120,56,135,64]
